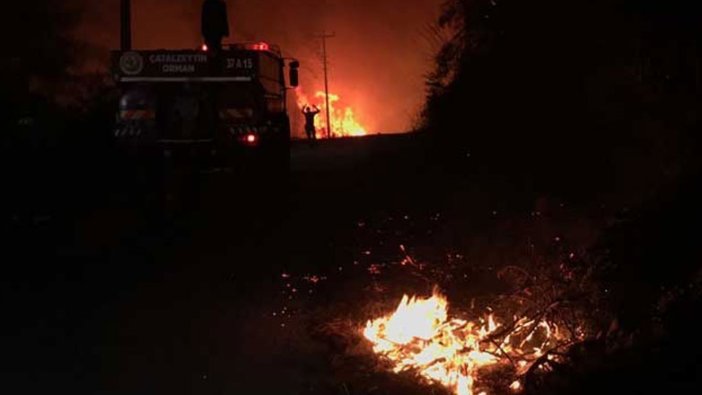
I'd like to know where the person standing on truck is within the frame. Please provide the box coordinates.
[302,105,321,141]
[201,0,230,52]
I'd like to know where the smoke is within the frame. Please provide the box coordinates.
[76,0,441,133]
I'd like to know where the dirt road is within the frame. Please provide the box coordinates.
[3,132,613,394]
[3,133,451,394]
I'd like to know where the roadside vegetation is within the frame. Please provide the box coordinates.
[422,1,702,392]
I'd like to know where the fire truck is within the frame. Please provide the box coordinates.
[111,42,299,168]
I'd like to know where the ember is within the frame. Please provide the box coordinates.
[363,290,577,395]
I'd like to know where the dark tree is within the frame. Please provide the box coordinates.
[0,1,81,119]
[424,0,701,198]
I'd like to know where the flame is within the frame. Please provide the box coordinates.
[363,291,571,395]
[296,88,368,138]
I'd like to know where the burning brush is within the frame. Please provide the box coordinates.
[362,289,584,395]
[281,215,606,394]
[295,88,368,138]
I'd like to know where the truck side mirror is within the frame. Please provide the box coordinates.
[289,61,300,87]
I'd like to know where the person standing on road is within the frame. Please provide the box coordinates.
[302,105,321,141]
[201,0,230,52]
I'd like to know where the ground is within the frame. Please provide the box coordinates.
[1,134,632,394]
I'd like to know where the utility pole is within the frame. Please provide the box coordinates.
[121,0,132,50]
[316,32,335,138]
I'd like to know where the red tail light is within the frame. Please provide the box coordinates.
[251,42,270,51]
[245,134,257,144]
[201,43,208,52]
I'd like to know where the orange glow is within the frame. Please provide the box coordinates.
[363,291,575,395]
[296,88,368,138]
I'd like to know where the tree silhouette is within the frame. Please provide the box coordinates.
[1,1,81,119]
[424,0,701,196]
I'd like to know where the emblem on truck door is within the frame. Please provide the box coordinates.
[120,52,145,76]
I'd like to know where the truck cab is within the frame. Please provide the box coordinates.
[111,43,299,165]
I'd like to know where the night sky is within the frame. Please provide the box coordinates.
[76,0,442,133]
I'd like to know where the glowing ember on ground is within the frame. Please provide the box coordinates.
[510,380,522,391]
[296,88,368,138]
[363,290,574,395]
